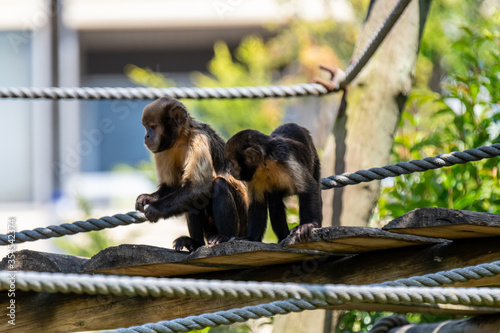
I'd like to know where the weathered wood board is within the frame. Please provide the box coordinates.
[384,207,500,239]
[206,236,500,288]
[0,249,88,273]
[0,290,269,333]
[281,226,446,252]
[0,243,333,277]
[82,244,207,276]
[84,241,334,277]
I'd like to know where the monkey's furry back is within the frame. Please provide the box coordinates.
[270,123,320,179]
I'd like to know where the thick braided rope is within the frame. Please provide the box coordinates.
[0,211,146,245]
[104,299,327,333]
[0,85,328,100]
[2,271,500,309]
[321,143,500,189]
[0,0,411,100]
[380,260,500,288]
[368,315,410,333]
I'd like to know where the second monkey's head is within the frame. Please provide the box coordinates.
[225,129,270,182]
[141,97,191,153]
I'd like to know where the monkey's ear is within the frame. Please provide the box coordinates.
[169,105,189,126]
[244,146,264,166]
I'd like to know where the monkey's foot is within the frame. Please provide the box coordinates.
[290,223,318,243]
[173,236,202,252]
[206,234,231,246]
[313,64,346,92]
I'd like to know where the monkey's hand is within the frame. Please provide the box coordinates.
[135,193,156,212]
[290,222,318,243]
[173,236,203,252]
[144,204,162,223]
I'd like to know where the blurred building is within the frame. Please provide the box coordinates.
[0,0,352,254]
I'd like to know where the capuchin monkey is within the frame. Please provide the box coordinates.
[135,97,248,252]
[225,123,322,243]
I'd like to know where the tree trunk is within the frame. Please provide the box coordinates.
[322,0,433,227]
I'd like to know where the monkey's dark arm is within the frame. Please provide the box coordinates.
[247,198,268,241]
[144,183,211,222]
[135,184,178,212]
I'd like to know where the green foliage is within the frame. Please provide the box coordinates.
[187,329,211,333]
[126,64,177,88]
[420,0,491,65]
[337,311,464,333]
[337,311,389,332]
[206,323,253,333]
[186,318,271,333]
[377,22,500,220]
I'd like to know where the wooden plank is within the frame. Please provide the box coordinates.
[82,244,216,277]
[0,290,268,333]
[1,290,499,333]
[89,262,228,277]
[384,207,500,239]
[0,249,88,273]
[281,226,445,252]
[186,240,332,266]
[84,241,333,277]
[201,236,500,288]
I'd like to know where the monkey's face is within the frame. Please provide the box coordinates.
[142,97,189,153]
[142,121,163,153]
[225,131,265,182]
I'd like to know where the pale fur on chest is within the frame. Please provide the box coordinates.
[154,131,215,187]
[248,157,306,202]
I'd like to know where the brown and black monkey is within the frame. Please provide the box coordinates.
[135,97,248,252]
[225,123,322,243]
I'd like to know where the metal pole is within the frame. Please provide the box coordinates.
[50,0,60,191]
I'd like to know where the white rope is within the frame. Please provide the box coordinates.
[2,270,500,309]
